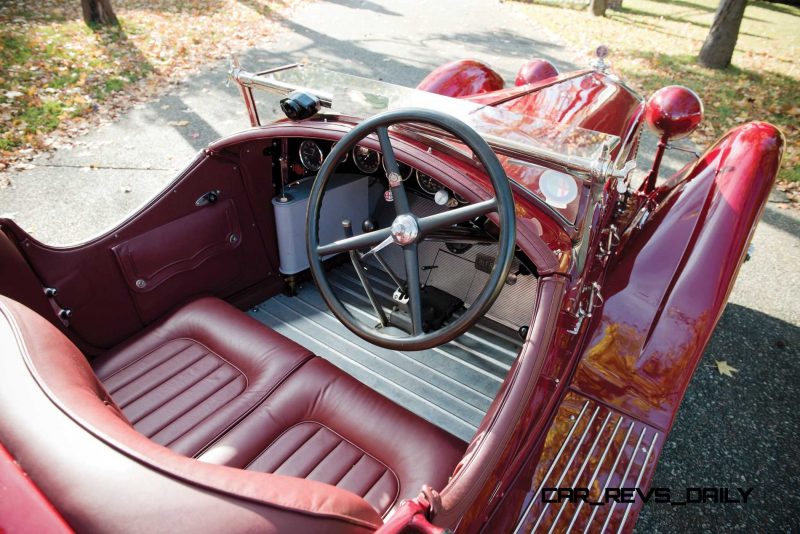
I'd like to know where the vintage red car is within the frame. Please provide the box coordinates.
[0,56,783,533]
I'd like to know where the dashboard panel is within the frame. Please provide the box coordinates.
[282,137,466,208]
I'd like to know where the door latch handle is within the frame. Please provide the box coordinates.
[195,190,220,206]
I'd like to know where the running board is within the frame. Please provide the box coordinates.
[512,391,663,533]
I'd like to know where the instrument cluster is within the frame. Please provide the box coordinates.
[287,137,469,207]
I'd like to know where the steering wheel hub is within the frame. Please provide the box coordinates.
[390,214,419,245]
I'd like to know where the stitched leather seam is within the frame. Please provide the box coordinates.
[131,359,226,427]
[329,448,362,487]
[244,424,320,471]
[306,440,350,481]
[272,427,330,475]
[138,363,240,434]
[189,353,314,459]
[359,469,391,502]
[99,339,196,384]
[117,349,211,409]
[245,420,400,515]
[160,373,248,450]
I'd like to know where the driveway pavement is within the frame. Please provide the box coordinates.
[0,0,797,531]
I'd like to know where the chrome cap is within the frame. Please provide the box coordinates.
[390,214,419,246]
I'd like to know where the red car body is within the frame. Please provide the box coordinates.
[0,57,783,533]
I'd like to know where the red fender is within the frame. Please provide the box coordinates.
[416,59,504,98]
[572,121,784,430]
[514,59,559,86]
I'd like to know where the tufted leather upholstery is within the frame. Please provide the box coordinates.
[89,296,465,518]
[198,358,465,516]
[92,298,314,457]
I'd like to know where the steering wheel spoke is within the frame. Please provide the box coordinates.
[317,227,392,256]
[417,198,497,234]
[377,126,412,215]
[403,243,423,336]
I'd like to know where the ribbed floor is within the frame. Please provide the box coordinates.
[250,265,523,441]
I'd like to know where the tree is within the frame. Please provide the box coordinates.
[81,0,118,26]
[589,0,607,16]
[698,0,747,69]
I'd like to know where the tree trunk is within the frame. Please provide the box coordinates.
[81,0,119,26]
[589,0,607,16]
[698,0,746,69]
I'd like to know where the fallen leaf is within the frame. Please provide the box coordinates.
[168,120,189,127]
[715,360,738,377]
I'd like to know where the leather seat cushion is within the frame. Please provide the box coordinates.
[197,358,466,516]
[92,297,314,457]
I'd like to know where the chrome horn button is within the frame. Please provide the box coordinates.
[390,214,419,245]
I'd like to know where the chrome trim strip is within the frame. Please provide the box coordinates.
[599,427,648,534]
[532,406,601,531]
[565,416,625,533]
[548,411,614,533]
[512,401,591,534]
[582,421,637,533]
[617,433,660,533]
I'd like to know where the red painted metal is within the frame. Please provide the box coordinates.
[644,85,703,140]
[415,59,504,97]
[462,122,783,533]
[498,72,643,145]
[572,121,783,431]
[514,59,559,86]
[0,442,73,533]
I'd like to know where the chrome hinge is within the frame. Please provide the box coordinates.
[596,224,620,263]
[567,282,604,335]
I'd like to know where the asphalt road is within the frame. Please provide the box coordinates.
[0,0,797,531]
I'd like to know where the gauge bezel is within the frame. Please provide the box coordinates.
[298,139,324,172]
[415,169,440,195]
[381,155,413,180]
[352,145,381,174]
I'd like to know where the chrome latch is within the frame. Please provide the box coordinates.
[567,282,604,334]
[195,189,220,206]
[596,224,620,262]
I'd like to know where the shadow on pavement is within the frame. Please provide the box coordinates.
[637,303,800,532]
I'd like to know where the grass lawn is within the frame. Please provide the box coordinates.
[513,0,800,183]
[0,0,294,168]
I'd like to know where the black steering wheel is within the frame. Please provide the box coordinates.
[306,108,515,351]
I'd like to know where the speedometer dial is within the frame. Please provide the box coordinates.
[299,140,324,172]
[353,146,380,173]
[416,170,440,195]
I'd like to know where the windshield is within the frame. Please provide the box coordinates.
[239,64,620,224]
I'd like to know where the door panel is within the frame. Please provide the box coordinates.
[4,153,278,349]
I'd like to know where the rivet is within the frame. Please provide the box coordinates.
[135,279,146,288]
[229,234,239,244]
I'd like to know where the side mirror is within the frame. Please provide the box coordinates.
[644,85,703,140]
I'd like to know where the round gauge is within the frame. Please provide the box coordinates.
[416,170,440,195]
[453,192,468,204]
[381,157,413,181]
[352,146,380,174]
[298,140,324,172]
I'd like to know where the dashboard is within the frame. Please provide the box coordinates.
[282,137,470,209]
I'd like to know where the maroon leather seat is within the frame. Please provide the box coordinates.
[91,297,315,458]
[91,297,465,518]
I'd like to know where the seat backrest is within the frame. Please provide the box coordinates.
[0,295,382,533]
